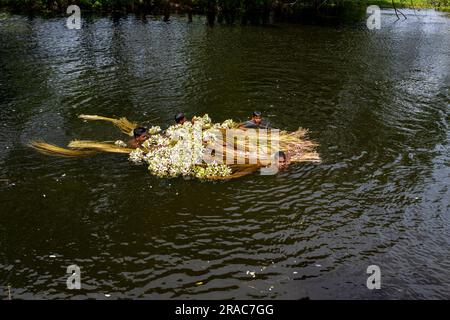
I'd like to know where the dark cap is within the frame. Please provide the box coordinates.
[175,112,185,124]
[252,111,262,117]
[133,127,147,138]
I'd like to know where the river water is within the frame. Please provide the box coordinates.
[0,9,449,299]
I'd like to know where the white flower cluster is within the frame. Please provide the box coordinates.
[202,128,219,143]
[214,119,237,129]
[143,134,170,148]
[192,114,212,127]
[148,126,162,135]
[114,140,128,148]
[193,162,233,179]
[129,148,145,163]
[127,115,234,180]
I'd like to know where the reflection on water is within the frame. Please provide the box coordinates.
[0,10,449,299]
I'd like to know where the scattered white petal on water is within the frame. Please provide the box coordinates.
[315,264,322,267]
[105,294,110,297]
[43,194,46,198]
[293,271,298,274]
[49,255,56,258]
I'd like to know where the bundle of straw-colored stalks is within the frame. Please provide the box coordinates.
[68,140,134,153]
[78,114,137,136]
[29,141,96,157]
[209,127,320,165]
[29,140,132,157]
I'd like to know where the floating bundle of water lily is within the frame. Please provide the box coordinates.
[29,113,321,180]
[128,114,235,179]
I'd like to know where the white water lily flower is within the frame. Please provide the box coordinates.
[202,128,219,143]
[148,126,162,135]
[220,119,237,129]
[114,140,127,148]
[129,148,145,163]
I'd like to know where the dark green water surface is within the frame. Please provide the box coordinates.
[0,9,449,299]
